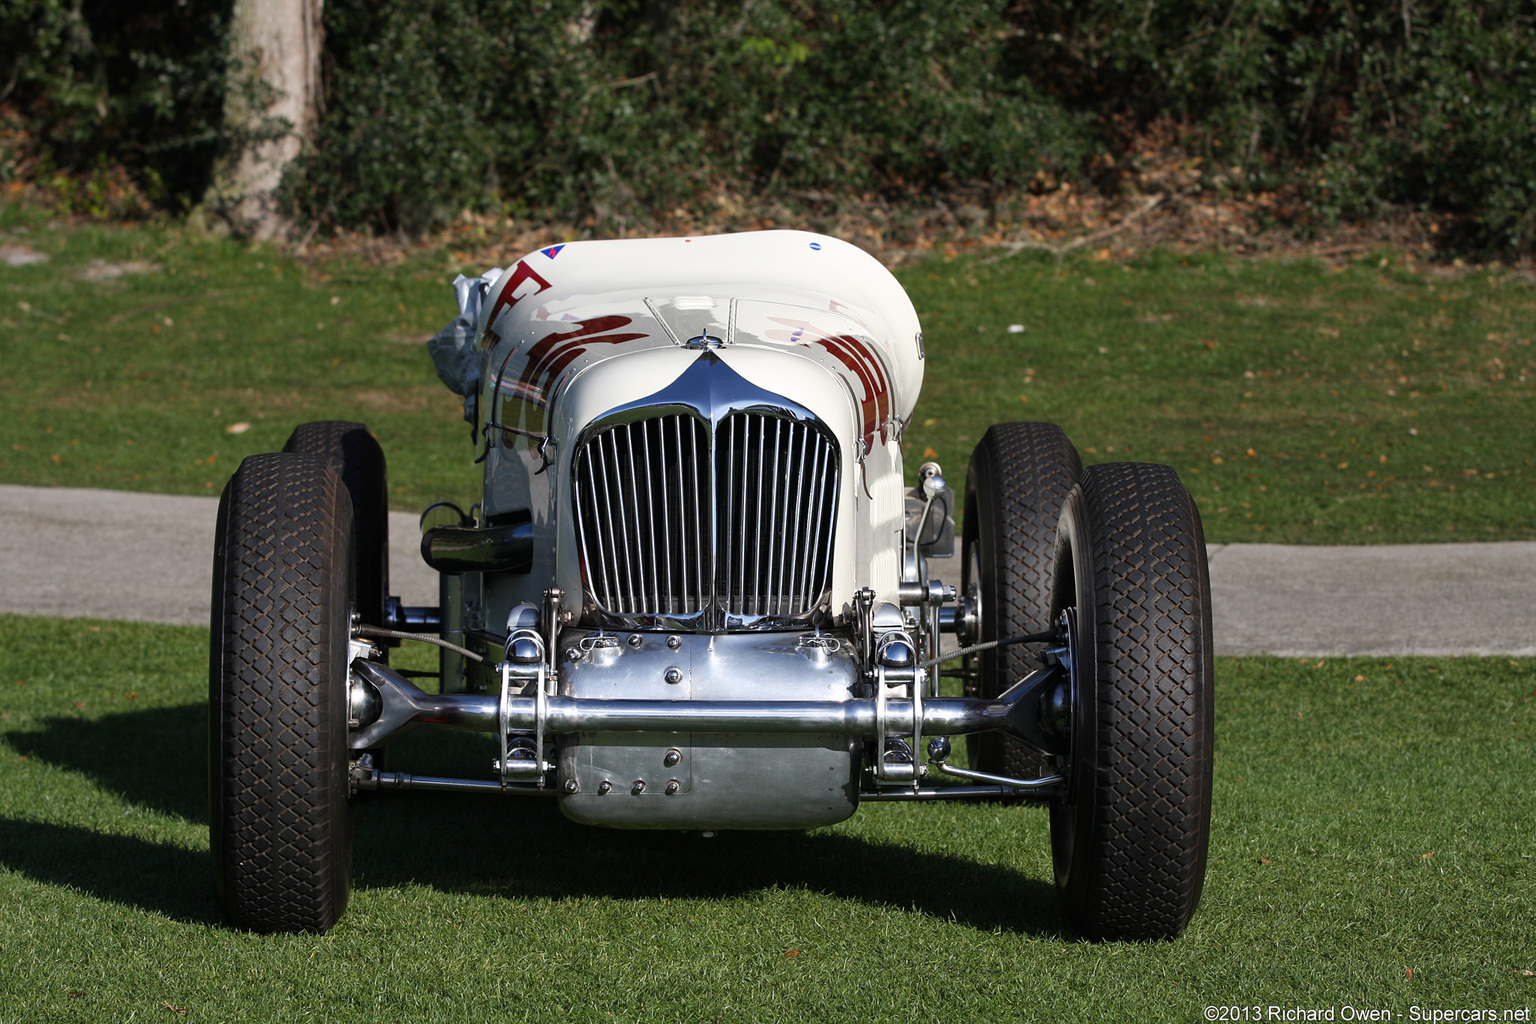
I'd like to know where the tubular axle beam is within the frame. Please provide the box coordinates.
[349,660,1061,751]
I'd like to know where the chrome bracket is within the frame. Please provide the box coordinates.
[872,641,926,789]
[498,621,550,787]
[498,655,549,786]
[853,588,876,672]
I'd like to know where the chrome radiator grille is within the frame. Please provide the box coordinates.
[574,414,710,616]
[573,411,839,625]
[717,413,837,617]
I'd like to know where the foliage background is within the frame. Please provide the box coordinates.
[3,0,1534,251]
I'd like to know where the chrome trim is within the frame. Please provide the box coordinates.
[349,659,1030,747]
[570,353,840,632]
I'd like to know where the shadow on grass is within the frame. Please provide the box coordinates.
[355,795,1065,935]
[0,816,220,925]
[7,704,209,824]
[7,704,1063,936]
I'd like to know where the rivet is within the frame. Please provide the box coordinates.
[631,780,646,795]
[664,666,683,684]
[627,633,643,647]
[666,635,682,650]
[597,780,612,795]
[665,780,680,795]
[663,748,681,767]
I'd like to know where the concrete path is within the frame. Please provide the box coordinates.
[0,484,438,627]
[2,484,1533,656]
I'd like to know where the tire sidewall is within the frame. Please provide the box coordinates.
[1048,482,1098,899]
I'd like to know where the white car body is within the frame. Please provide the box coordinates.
[472,229,925,635]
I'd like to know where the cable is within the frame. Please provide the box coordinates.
[920,630,1058,670]
[353,625,486,663]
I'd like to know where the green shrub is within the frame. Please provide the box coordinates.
[4,0,1533,251]
[290,0,1091,232]
[0,0,234,206]
[1006,0,1536,249]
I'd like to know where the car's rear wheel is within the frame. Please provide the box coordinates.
[283,421,388,628]
[961,422,1082,779]
[210,452,355,934]
[1049,461,1213,940]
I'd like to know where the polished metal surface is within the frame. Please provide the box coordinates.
[422,518,534,574]
[568,354,841,633]
[508,635,541,663]
[348,672,381,730]
[348,655,1026,746]
[575,413,709,617]
[348,659,499,750]
[573,409,839,630]
[556,629,862,829]
[860,785,1035,802]
[717,412,838,620]
[877,638,915,668]
[904,464,955,559]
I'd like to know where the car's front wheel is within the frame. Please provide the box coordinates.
[1049,461,1213,941]
[209,452,355,934]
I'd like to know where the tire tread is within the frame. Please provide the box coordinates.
[210,452,353,934]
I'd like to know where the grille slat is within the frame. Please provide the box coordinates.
[690,417,705,609]
[579,452,612,603]
[748,416,762,614]
[784,422,809,616]
[574,411,837,624]
[766,419,782,615]
[802,436,831,606]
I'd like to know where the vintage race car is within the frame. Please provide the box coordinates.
[209,230,1213,939]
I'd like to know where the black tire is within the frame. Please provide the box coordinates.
[1048,462,1214,941]
[961,423,1082,778]
[209,452,355,934]
[284,421,388,627]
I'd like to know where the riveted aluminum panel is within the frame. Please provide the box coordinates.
[556,629,862,829]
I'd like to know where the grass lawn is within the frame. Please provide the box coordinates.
[0,615,1532,1020]
[3,213,1535,544]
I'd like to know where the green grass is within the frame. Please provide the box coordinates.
[900,250,1536,544]
[1,614,1532,1020]
[3,217,1535,543]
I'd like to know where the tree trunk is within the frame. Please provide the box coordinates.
[207,0,324,241]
